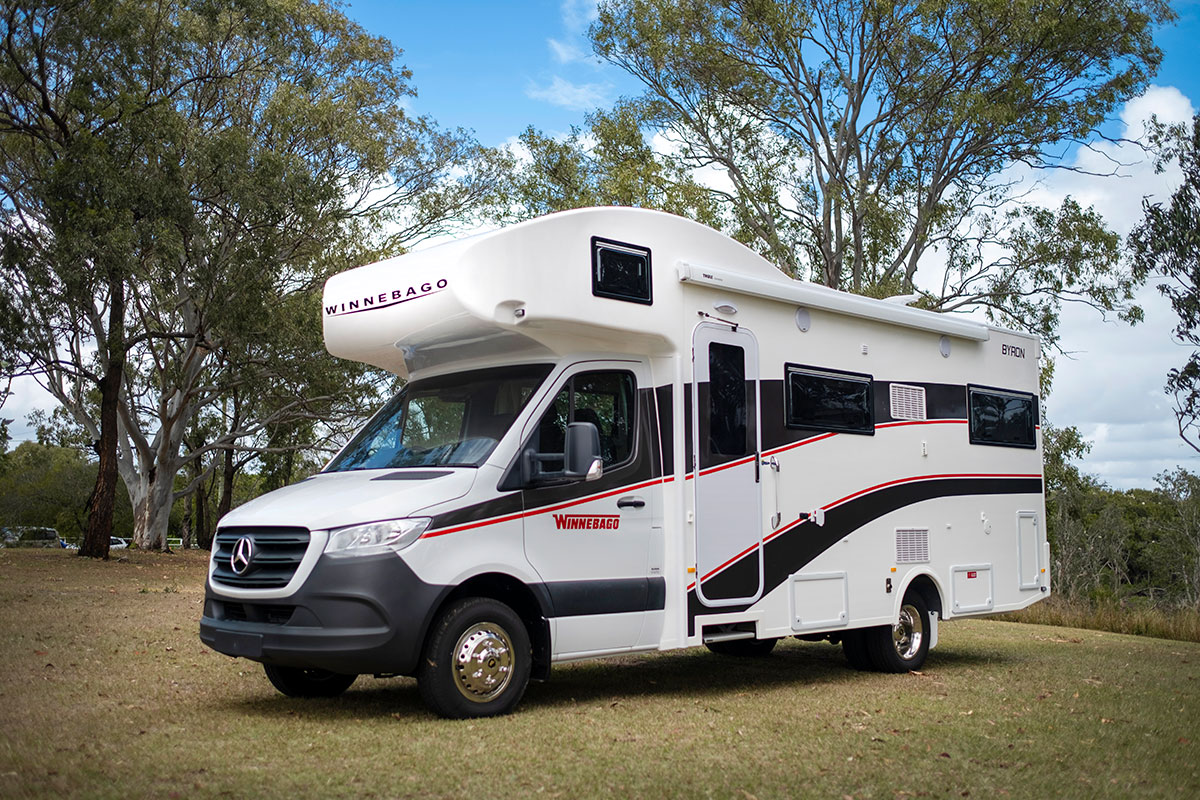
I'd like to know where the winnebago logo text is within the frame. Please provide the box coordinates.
[324,278,448,317]
[553,513,620,531]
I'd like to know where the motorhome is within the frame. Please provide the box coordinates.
[200,207,1048,718]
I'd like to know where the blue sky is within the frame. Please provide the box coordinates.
[345,0,641,144]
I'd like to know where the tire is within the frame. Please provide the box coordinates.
[418,597,531,719]
[841,628,875,671]
[705,637,779,657]
[263,665,357,698]
[864,593,931,672]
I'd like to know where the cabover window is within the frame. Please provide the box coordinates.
[968,386,1037,448]
[592,236,652,305]
[785,364,874,435]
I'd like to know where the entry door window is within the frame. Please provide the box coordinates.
[709,342,748,458]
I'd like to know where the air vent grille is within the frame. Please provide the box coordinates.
[890,383,927,421]
[896,528,930,563]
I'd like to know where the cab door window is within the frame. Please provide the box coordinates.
[533,371,636,469]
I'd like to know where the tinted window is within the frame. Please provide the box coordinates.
[969,387,1037,448]
[533,370,636,468]
[592,236,652,305]
[786,364,873,434]
[326,364,551,471]
[709,342,748,457]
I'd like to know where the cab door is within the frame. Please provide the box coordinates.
[519,360,663,657]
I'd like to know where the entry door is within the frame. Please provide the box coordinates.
[692,322,764,607]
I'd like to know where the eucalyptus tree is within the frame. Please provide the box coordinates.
[508,101,722,225]
[0,0,503,554]
[591,0,1172,345]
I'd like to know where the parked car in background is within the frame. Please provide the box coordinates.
[110,537,129,550]
[11,527,63,548]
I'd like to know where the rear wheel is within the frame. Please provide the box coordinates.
[705,637,779,657]
[864,593,931,672]
[418,597,531,719]
[263,665,357,698]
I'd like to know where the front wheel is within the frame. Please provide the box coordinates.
[864,593,931,672]
[418,597,531,719]
[263,665,357,697]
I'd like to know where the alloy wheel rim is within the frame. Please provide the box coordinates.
[892,603,924,660]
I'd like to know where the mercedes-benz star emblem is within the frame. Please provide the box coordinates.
[231,536,255,575]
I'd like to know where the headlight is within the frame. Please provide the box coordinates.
[323,517,432,557]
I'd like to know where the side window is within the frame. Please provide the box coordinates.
[968,386,1037,448]
[534,370,637,467]
[785,364,874,434]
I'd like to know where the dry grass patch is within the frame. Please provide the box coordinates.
[1002,596,1200,643]
[1,548,1198,799]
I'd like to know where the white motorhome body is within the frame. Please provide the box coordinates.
[201,207,1048,717]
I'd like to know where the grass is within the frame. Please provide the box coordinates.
[1002,596,1200,644]
[0,548,1197,799]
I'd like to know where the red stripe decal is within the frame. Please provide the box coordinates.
[694,471,1041,586]
[421,476,669,539]
[700,541,762,582]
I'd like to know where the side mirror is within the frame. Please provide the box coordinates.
[521,421,603,485]
[563,421,603,481]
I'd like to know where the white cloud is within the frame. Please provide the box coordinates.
[548,38,584,64]
[561,0,598,33]
[1035,85,1200,488]
[526,75,611,111]
[3,376,59,446]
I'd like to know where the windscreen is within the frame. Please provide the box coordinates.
[325,364,553,471]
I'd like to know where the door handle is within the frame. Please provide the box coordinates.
[617,496,646,509]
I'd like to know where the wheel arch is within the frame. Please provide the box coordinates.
[898,570,945,620]
[433,572,552,681]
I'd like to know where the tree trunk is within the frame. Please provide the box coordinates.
[181,499,192,550]
[216,445,236,525]
[131,467,174,550]
[195,477,212,550]
[78,279,124,560]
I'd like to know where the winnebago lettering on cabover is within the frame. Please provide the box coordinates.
[200,207,1049,718]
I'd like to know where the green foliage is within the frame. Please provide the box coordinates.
[1130,114,1200,450]
[591,0,1168,347]
[0,0,500,547]
[505,101,721,225]
[0,441,134,539]
[1046,455,1200,610]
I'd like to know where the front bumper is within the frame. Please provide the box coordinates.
[200,552,446,676]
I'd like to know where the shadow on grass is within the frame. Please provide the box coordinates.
[215,640,1010,721]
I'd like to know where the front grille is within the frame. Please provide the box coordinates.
[212,526,311,589]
